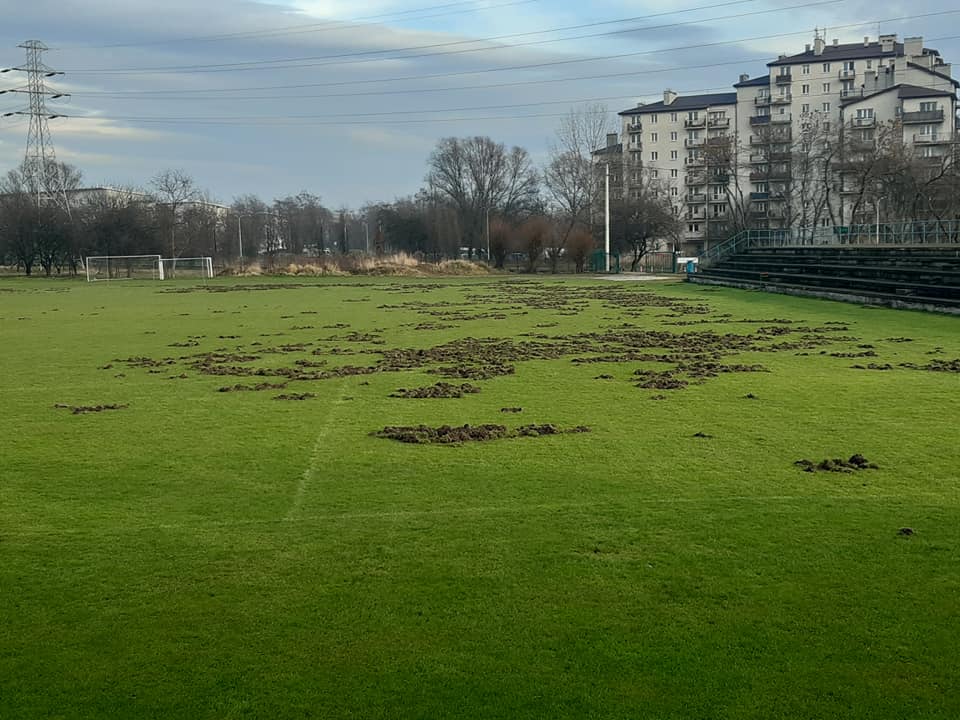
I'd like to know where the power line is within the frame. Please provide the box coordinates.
[63,10,960,100]
[74,0,543,49]
[70,0,768,74]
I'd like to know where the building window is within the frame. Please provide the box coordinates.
[651,132,658,142]
[650,114,658,123]
[688,224,701,233]
[802,84,810,94]
[670,113,678,122]
[822,82,831,93]
[919,101,938,112]
[802,64,810,74]
[866,59,872,69]
[856,108,874,118]
[822,102,830,112]
[651,169,659,178]
[802,103,810,113]
[671,187,679,196]
[822,63,831,72]
[670,150,678,160]
[651,151,658,161]
[670,131,678,141]
[843,61,855,71]
[670,168,678,178]
[631,172,640,182]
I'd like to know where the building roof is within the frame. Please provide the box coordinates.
[841,83,956,106]
[734,75,770,88]
[768,40,908,66]
[907,62,960,88]
[592,143,622,157]
[618,92,737,116]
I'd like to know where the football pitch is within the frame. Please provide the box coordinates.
[2,275,958,719]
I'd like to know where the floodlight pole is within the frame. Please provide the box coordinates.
[486,206,491,261]
[604,163,611,272]
[237,218,244,272]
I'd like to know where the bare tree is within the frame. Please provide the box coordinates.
[613,173,681,271]
[488,218,513,269]
[151,169,198,257]
[544,104,614,253]
[517,215,552,273]
[566,225,594,273]
[426,136,539,258]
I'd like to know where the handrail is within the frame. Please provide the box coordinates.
[699,220,960,268]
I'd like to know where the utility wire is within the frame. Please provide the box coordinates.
[71,0,766,74]
[74,0,542,49]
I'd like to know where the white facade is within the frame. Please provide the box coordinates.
[613,33,958,252]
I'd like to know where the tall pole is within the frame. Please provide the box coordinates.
[486,207,491,261]
[604,163,611,272]
[364,220,369,253]
[237,216,244,272]
[875,197,882,244]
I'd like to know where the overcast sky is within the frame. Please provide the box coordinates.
[0,0,956,208]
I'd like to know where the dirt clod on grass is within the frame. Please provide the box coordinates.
[692,431,713,439]
[794,455,878,473]
[54,403,128,415]
[500,407,523,413]
[390,382,481,399]
[898,527,915,537]
[274,393,316,401]
[373,423,590,444]
[218,382,288,392]
[743,393,759,399]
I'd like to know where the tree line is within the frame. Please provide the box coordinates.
[0,104,685,275]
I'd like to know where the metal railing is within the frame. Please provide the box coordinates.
[698,220,960,268]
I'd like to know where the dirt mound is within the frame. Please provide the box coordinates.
[900,358,960,373]
[500,407,523,413]
[218,382,288,392]
[390,382,481,399]
[54,403,128,415]
[430,364,515,380]
[794,454,878,473]
[373,423,590,444]
[274,393,316,401]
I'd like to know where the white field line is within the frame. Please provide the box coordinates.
[285,379,349,522]
[5,494,954,538]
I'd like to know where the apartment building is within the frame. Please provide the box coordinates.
[611,32,957,253]
[618,90,737,254]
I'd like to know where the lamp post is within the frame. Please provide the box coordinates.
[486,207,491,261]
[875,196,885,244]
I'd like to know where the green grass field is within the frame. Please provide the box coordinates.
[2,275,959,719]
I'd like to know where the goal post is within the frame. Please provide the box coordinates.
[85,255,163,281]
[160,257,214,279]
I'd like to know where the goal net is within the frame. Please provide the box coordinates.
[85,255,162,281]
[160,257,214,279]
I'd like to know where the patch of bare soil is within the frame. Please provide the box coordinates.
[430,364,516,380]
[882,337,914,343]
[500,407,523,413]
[851,363,894,370]
[54,403,128,415]
[900,358,960,373]
[373,423,589,444]
[390,382,481,399]
[794,454,878,473]
[274,393,316,401]
[218,382,288,392]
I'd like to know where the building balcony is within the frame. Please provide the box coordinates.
[708,117,730,128]
[705,136,729,147]
[749,135,769,146]
[627,123,643,133]
[684,138,705,148]
[687,194,707,204]
[750,116,771,126]
[775,73,792,84]
[749,153,768,164]
[918,155,945,164]
[769,151,791,162]
[850,116,875,128]
[755,96,771,107]
[838,68,856,79]
[750,209,769,219]
[849,138,875,152]
[684,118,706,129]
[749,169,769,181]
[771,94,792,105]
[628,145,643,152]
[770,114,792,124]
[684,156,705,167]
[913,133,952,144]
[901,109,944,124]
[707,174,730,185]
[687,211,706,220]
[750,192,770,201]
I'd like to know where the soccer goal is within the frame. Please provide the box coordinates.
[85,255,163,281]
[160,257,214,280]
